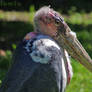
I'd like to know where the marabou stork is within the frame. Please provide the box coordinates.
[0,6,92,92]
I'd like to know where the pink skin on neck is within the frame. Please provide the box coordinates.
[30,32,37,38]
[24,32,37,40]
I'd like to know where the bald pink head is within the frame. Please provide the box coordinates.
[34,6,64,38]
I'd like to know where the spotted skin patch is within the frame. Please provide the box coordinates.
[24,32,37,40]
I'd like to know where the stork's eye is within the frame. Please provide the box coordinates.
[55,19,60,26]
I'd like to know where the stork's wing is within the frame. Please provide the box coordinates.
[0,35,64,92]
[0,41,41,92]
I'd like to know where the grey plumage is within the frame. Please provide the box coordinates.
[0,34,66,92]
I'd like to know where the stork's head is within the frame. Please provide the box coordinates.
[34,6,64,37]
[34,6,92,72]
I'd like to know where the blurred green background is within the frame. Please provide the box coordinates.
[0,0,92,92]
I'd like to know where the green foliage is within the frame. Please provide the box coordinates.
[0,50,12,69]
[29,5,35,23]
[0,13,4,19]
[77,30,92,57]
[12,44,17,50]
[0,69,7,86]
[0,50,12,86]
[66,59,92,92]
[66,12,92,25]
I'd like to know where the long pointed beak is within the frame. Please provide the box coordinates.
[57,21,92,72]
